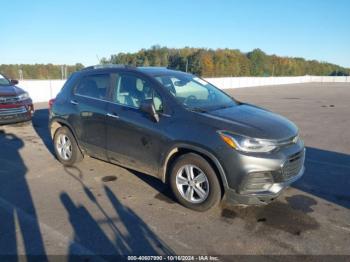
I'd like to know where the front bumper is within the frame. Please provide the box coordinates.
[220,140,305,206]
[0,102,34,125]
[224,165,305,205]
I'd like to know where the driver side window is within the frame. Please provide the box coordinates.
[113,73,163,112]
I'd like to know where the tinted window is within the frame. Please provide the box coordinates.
[113,73,163,112]
[75,74,110,99]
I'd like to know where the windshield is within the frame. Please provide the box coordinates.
[155,73,237,111]
[0,74,11,86]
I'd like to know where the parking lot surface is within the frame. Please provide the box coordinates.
[0,83,349,258]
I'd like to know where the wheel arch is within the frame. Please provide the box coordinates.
[50,118,84,154]
[50,120,62,139]
[161,144,229,191]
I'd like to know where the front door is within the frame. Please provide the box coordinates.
[105,72,169,175]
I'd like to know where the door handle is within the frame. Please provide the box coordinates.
[107,113,120,119]
[70,100,79,105]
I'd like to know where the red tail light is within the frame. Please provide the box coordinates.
[49,98,56,111]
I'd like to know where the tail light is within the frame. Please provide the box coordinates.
[49,98,56,111]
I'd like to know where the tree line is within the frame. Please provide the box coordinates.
[0,63,84,80]
[1,46,349,79]
[101,46,349,77]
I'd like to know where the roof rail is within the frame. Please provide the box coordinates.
[81,64,136,71]
[137,66,168,70]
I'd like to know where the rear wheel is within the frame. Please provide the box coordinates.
[54,126,83,166]
[170,153,221,211]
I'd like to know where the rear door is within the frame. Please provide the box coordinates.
[105,72,170,175]
[70,72,112,159]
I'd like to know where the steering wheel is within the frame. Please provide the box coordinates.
[184,95,197,106]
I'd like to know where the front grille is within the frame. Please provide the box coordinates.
[0,96,20,104]
[276,134,299,147]
[0,106,27,116]
[282,150,304,180]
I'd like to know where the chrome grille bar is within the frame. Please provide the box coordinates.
[0,106,27,116]
[0,96,20,104]
[282,150,305,180]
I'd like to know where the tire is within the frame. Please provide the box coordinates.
[53,126,83,166]
[169,153,221,211]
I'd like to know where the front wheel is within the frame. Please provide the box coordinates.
[53,126,83,166]
[169,153,221,211]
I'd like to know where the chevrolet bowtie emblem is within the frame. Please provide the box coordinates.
[292,136,299,143]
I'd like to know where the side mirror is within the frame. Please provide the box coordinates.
[10,79,19,85]
[140,99,159,122]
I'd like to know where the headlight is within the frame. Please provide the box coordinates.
[17,92,29,101]
[219,131,278,153]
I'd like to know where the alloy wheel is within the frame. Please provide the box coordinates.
[175,164,210,203]
[56,134,72,160]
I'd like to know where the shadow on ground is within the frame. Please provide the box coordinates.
[294,147,350,209]
[32,109,55,155]
[127,169,176,204]
[0,125,173,258]
[220,194,320,236]
[62,166,174,257]
[0,130,48,259]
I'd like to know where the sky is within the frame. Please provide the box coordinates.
[1,0,349,67]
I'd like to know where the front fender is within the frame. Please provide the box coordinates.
[159,143,229,188]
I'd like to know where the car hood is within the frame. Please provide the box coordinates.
[0,85,25,97]
[202,103,298,140]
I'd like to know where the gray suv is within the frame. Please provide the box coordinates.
[49,65,305,211]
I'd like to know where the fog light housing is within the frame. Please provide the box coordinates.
[240,172,274,194]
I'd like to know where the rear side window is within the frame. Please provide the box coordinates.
[75,74,110,100]
[58,73,79,96]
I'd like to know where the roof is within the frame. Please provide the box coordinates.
[80,64,185,76]
[81,64,135,71]
[137,67,182,76]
